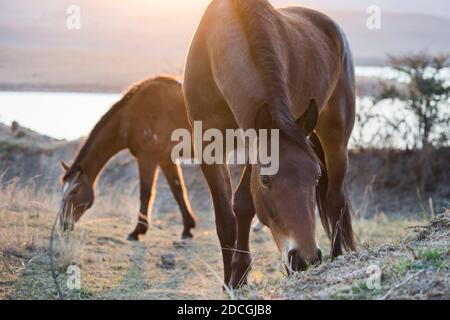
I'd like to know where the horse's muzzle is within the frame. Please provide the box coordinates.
[287,248,322,273]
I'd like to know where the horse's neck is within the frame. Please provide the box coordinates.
[80,114,127,184]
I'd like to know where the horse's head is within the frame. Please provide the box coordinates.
[59,161,94,231]
[251,100,322,273]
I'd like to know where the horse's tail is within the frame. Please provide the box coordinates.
[310,133,355,253]
[232,0,312,153]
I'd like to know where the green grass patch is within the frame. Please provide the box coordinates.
[351,280,385,298]
[332,278,387,300]
[395,246,448,276]
[417,247,448,269]
[67,287,94,300]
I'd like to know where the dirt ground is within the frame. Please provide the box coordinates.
[1,181,447,300]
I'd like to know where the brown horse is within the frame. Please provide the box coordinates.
[183,0,356,288]
[60,76,197,240]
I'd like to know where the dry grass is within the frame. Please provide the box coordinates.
[264,211,449,300]
[0,179,56,299]
[0,182,446,300]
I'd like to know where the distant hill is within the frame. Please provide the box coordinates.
[1,1,449,91]
[329,11,450,65]
[1,1,449,62]
[273,0,450,18]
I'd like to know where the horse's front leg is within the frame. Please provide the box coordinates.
[160,159,197,239]
[230,164,255,289]
[128,157,158,241]
[322,143,354,257]
[316,84,356,257]
[200,163,237,286]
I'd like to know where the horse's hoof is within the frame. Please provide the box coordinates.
[127,234,140,242]
[181,231,194,240]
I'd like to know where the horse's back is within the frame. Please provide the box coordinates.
[127,77,184,117]
[277,7,356,135]
[279,6,356,85]
[276,6,355,113]
[124,77,190,154]
[279,5,354,79]
[279,6,346,46]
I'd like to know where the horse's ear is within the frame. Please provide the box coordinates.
[61,161,70,172]
[255,103,272,130]
[297,99,318,137]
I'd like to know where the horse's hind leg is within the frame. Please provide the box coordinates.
[316,80,356,257]
[230,164,255,289]
[128,157,158,241]
[160,160,197,239]
[200,163,237,285]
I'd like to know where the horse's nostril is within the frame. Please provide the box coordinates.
[288,249,307,272]
[288,249,298,264]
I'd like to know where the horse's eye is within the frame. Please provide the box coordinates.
[260,175,272,189]
[315,169,322,186]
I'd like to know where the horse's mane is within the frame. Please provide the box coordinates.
[231,0,317,160]
[63,76,179,181]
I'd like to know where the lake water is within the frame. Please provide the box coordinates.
[0,67,447,141]
[0,91,119,140]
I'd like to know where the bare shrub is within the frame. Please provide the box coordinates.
[353,52,450,192]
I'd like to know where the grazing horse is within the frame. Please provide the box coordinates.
[183,0,356,288]
[59,76,197,240]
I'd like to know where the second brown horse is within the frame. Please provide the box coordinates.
[59,76,197,240]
